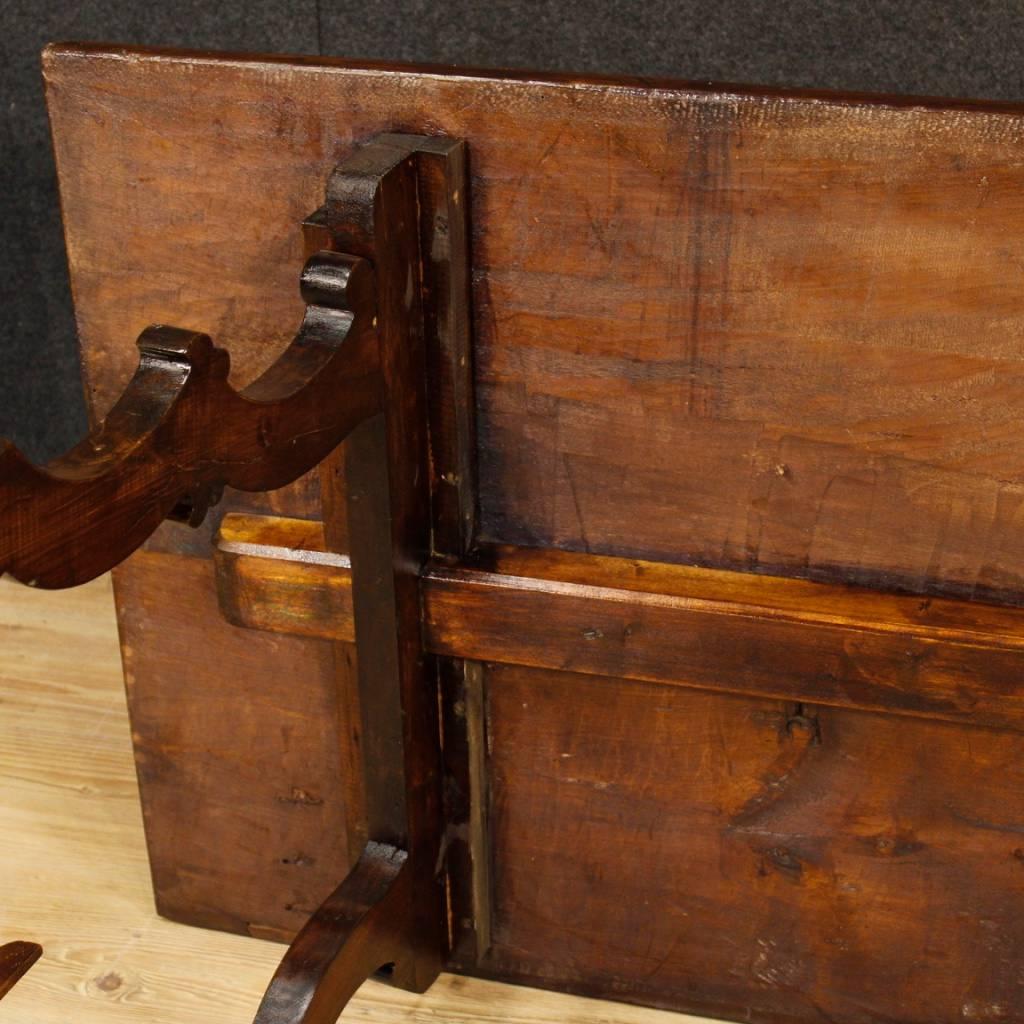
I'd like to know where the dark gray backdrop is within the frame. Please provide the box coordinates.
[3,0,1023,460]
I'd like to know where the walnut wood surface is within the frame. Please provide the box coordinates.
[45,43,1024,604]
[113,549,360,940]
[214,514,1024,732]
[425,546,1024,731]
[0,942,41,1001]
[0,570,707,1024]
[319,133,451,1001]
[130,133,454,1022]
[253,843,415,1024]
[215,514,353,640]
[484,665,1024,1024]
[42,41,1024,1024]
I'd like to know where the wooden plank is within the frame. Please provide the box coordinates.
[439,659,494,967]
[113,551,359,942]
[329,134,448,994]
[213,515,1024,731]
[484,662,1024,1023]
[42,43,1024,1024]
[0,575,698,1024]
[425,546,1024,730]
[46,43,1024,604]
[411,135,477,559]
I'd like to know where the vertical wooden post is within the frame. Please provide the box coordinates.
[331,138,446,991]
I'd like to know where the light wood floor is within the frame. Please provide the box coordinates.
[0,574,708,1024]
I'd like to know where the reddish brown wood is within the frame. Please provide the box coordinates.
[484,664,1024,1024]
[85,118,476,992]
[255,133,473,1020]
[411,136,477,560]
[424,545,1024,732]
[0,942,41,1002]
[114,549,359,940]
[215,514,352,641]
[38,41,1024,1024]
[254,843,415,1024]
[214,519,1024,733]
[0,252,377,589]
[1,127,467,1022]
[47,44,1024,606]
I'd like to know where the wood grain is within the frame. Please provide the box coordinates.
[485,663,1024,1024]
[45,43,1024,604]
[0,253,377,589]
[41,42,1024,1024]
[113,550,359,941]
[425,545,1024,732]
[214,516,1024,732]
[0,575,696,1024]
[251,132,460,1019]
[215,514,352,641]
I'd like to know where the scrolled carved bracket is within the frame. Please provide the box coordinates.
[0,132,470,1021]
[0,251,378,589]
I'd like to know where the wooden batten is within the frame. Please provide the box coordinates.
[214,512,1024,732]
[214,514,354,641]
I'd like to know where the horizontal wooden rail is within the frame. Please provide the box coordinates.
[215,512,1024,733]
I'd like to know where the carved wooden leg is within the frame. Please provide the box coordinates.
[0,250,378,589]
[0,133,469,1021]
[253,843,414,1024]
[251,134,465,1022]
[0,941,41,1001]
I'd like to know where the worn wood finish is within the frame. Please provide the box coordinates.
[215,514,353,641]
[0,252,377,589]
[40,41,1024,1024]
[210,510,1024,1018]
[113,549,359,940]
[86,123,477,982]
[255,134,459,1021]
[0,942,41,1001]
[46,43,1024,605]
[214,517,1024,733]
[484,664,1024,1023]
[425,546,1024,732]
[253,843,415,1024]
[0,122,469,1019]
[0,572,708,1024]
[0,159,385,954]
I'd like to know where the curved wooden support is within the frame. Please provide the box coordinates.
[0,131,464,1023]
[0,941,42,1001]
[253,843,417,1024]
[0,251,378,589]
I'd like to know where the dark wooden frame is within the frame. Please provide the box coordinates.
[0,132,472,1024]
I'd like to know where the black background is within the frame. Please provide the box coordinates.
[3,1,1023,459]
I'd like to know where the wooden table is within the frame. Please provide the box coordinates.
[10,47,1024,1024]
[0,575,701,1024]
